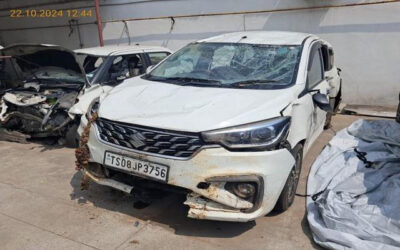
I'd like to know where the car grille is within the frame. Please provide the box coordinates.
[96,118,205,158]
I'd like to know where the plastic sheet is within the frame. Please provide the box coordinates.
[307,119,400,249]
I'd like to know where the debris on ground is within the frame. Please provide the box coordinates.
[0,127,30,143]
[129,240,139,244]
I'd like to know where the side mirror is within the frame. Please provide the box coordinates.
[312,93,333,112]
[146,65,154,74]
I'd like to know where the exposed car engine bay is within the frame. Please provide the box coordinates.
[0,44,86,144]
[0,86,79,136]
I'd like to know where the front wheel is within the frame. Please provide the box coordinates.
[65,123,79,148]
[274,144,303,212]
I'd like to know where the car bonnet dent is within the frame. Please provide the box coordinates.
[98,77,300,132]
[1,44,85,80]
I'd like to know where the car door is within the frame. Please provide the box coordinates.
[306,42,330,142]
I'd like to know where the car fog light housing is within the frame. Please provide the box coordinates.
[226,182,256,199]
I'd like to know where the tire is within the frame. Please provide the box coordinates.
[396,92,400,123]
[324,98,336,129]
[274,144,303,212]
[65,123,79,148]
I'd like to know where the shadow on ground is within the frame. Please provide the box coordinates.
[69,171,256,238]
[28,137,68,152]
[301,211,323,249]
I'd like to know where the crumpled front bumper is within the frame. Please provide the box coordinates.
[85,124,295,222]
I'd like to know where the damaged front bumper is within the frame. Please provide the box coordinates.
[83,125,295,222]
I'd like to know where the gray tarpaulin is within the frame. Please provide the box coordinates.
[307,119,400,249]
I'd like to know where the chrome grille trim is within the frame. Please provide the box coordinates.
[95,118,207,159]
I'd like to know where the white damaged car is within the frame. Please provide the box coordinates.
[80,31,342,222]
[69,45,172,139]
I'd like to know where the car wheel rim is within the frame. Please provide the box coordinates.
[287,151,301,205]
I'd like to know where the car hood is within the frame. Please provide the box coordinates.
[98,77,300,132]
[1,44,87,87]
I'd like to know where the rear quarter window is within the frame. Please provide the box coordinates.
[148,52,170,65]
[321,45,334,71]
[307,49,324,89]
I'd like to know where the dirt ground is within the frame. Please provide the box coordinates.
[0,114,374,250]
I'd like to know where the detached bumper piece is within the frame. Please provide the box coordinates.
[185,194,250,222]
[82,169,133,194]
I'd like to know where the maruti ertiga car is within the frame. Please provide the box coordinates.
[80,31,342,222]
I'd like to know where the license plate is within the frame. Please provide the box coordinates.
[103,151,169,182]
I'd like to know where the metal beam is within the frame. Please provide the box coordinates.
[94,0,104,46]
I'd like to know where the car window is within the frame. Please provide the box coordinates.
[307,49,323,89]
[76,54,104,73]
[76,54,105,82]
[328,48,334,70]
[321,45,329,71]
[108,54,144,81]
[148,52,170,65]
[321,45,334,72]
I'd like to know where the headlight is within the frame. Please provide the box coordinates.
[201,117,290,150]
[86,98,100,120]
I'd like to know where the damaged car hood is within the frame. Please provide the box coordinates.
[0,44,87,139]
[98,77,299,132]
[0,44,86,88]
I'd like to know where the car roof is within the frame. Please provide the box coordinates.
[74,45,172,56]
[197,31,317,45]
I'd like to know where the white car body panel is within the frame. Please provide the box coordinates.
[75,45,172,57]
[326,66,341,98]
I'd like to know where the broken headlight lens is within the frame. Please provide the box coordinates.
[86,99,100,119]
[202,117,290,150]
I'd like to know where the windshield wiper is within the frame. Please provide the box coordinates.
[147,75,222,86]
[164,77,221,84]
[231,79,279,87]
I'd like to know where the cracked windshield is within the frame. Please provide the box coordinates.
[146,42,302,88]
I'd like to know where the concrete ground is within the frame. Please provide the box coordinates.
[0,114,371,250]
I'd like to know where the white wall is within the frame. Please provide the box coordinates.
[0,0,399,107]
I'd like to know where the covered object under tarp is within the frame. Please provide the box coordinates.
[307,119,400,249]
